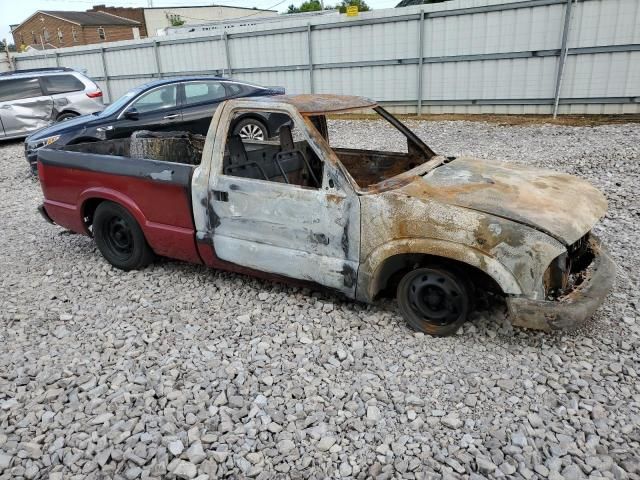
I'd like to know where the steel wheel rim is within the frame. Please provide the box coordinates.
[407,271,464,326]
[105,217,134,258]
[239,123,264,141]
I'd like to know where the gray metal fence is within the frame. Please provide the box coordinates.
[12,0,640,115]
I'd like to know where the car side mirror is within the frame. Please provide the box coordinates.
[123,107,139,120]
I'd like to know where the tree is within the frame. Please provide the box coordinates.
[337,0,370,13]
[0,40,16,52]
[286,0,370,13]
[287,0,326,13]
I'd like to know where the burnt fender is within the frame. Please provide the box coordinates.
[356,237,522,303]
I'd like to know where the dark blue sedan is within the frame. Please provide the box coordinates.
[25,76,285,172]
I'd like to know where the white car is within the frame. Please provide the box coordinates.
[0,67,104,140]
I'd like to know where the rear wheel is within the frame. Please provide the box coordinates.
[397,267,471,336]
[233,118,268,141]
[56,112,79,122]
[93,201,154,270]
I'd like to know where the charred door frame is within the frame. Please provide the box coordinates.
[196,100,361,296]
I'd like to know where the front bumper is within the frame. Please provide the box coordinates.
[25,143,39,173]
[507,235,615,331]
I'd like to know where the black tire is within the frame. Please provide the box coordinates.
[232,118,268,141]
[397,267,471,336]
[56,112,79,122]
[93,201,154,271]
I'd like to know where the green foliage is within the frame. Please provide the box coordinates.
[0,41,16,52]
[286,0,370,14]
[167,14,185,27]
[287,0,324,13]
[337,0,370,13]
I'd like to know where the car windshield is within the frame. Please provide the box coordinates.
[99,87,143,117]
[318,106,437,189]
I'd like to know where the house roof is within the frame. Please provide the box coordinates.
[395,0,426,6]
[17,10,141,28]
[143,4,277,12]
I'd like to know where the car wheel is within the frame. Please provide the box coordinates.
[93,201,154,271]
[397,267,471,336]
[56,112,79,122]
[233,119,268,141]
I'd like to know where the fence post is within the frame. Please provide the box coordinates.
[307,23,314,93]
[54,51,60,67]
[223,31,232,76]
[553,0,575,118]
[153,40,162,78]
[417,10,425,116]
[100,47,112,103]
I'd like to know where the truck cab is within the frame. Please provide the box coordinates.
[37,94,615,336]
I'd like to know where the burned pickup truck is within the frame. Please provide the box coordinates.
[37,94,615,336]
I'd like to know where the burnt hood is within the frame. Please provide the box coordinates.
[400,157,607,246]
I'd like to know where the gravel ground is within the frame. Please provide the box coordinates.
[1,120,639,480]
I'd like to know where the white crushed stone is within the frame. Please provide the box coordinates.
[0,119,639,478]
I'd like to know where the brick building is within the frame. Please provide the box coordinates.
[11,11,142,50]
[88,6,148,38]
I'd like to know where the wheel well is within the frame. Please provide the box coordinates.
[375,253,504,299]
[232,114,269,136]
[82,198,105,229]
[56,110,79,119]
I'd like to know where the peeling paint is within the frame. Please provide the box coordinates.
[149,169,174,181]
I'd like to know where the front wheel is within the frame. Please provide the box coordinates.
[93,201,154,270]
[397,267,471,336]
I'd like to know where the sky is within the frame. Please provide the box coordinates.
[1,0,400,44]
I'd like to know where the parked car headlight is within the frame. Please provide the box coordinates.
[30,135,61,150]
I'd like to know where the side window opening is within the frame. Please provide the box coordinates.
[223,82,243,97]
[0,78,43,102]
[131,84,177,114]
[42,75,84,95]
[222,111,323,189]
[184,81,226,105]
[98,27,106,41]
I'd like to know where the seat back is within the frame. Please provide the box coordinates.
[279,125,295,151]
[228,134,249,165]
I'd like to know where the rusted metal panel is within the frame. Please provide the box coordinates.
[507,235,616,331]
[357,190,567,302]
[414,157,608,245]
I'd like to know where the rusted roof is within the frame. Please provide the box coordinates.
[244,94,377,114]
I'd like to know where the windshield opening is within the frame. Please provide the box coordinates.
[318,107,436,188]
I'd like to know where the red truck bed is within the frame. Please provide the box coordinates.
[38,144,202,265]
